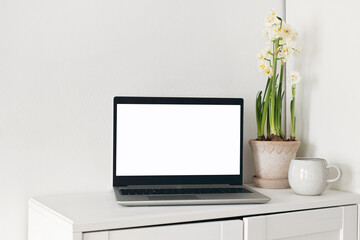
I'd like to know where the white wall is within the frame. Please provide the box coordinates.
[287,0,360,193]
[0,0,284,239]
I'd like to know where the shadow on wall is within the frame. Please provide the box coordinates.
[328,156,353,192]
[296,15,320,149]
[297,142,316,157]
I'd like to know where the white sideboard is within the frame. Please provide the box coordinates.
[28,185,360,240]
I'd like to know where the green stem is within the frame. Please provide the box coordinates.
[260,77,272,136]
[278,63,284,97]
[267,107,270,137]
[277,63,284,138]
[291,85,296,138]
[269,39,279,135]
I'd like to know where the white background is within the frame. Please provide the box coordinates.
[116,104,241,176]
[287,0,360,193]
[0,0,284,239]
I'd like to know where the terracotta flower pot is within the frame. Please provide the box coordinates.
[249,139,301,189]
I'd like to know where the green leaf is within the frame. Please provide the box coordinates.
[261,77,272,136]
[278,63,284,98]
[256,91,264,138]
[263,78,271,102]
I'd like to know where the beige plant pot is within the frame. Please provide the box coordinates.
[249,139,301,189]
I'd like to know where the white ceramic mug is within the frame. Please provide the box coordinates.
[288,157,342,195]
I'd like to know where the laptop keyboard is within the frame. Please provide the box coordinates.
[120,187,251,195]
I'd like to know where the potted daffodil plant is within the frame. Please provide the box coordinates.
[249,9,302,189]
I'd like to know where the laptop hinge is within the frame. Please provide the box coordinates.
[119,184,233,189]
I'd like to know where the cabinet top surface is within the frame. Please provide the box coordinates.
[29,185,360,233]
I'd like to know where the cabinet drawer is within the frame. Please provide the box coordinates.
[244,205,357,240]
[84,220,243,240]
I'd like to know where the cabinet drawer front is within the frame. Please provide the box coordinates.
[106,220,243,240]
[244,205,357,240]
[84,231,109,240]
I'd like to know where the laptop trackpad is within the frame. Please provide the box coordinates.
[148,195,198,200]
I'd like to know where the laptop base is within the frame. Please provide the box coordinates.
[114,185,270,206]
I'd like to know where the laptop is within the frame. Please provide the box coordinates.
[113,97,270,206]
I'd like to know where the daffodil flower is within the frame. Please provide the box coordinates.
[255,9,302,141]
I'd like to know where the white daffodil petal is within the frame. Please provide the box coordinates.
[258,60,269,72]
[264,67,273,78]
[287,71,301,85]
[281,23,293,41]
[293,45,302,55]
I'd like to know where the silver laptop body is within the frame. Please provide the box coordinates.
[113,97,270,206]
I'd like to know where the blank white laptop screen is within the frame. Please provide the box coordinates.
[116,104,241,176]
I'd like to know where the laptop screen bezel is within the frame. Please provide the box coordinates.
[113,96,244,186]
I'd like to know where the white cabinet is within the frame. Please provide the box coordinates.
[83,220,243,240]
[28,186,360,240]
[244,205,357,240]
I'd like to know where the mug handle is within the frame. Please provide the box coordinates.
[326,165,342,183]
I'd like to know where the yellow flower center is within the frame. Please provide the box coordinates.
[283,48,290,55]
[274,26,281,34]
[265,68,272,75]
